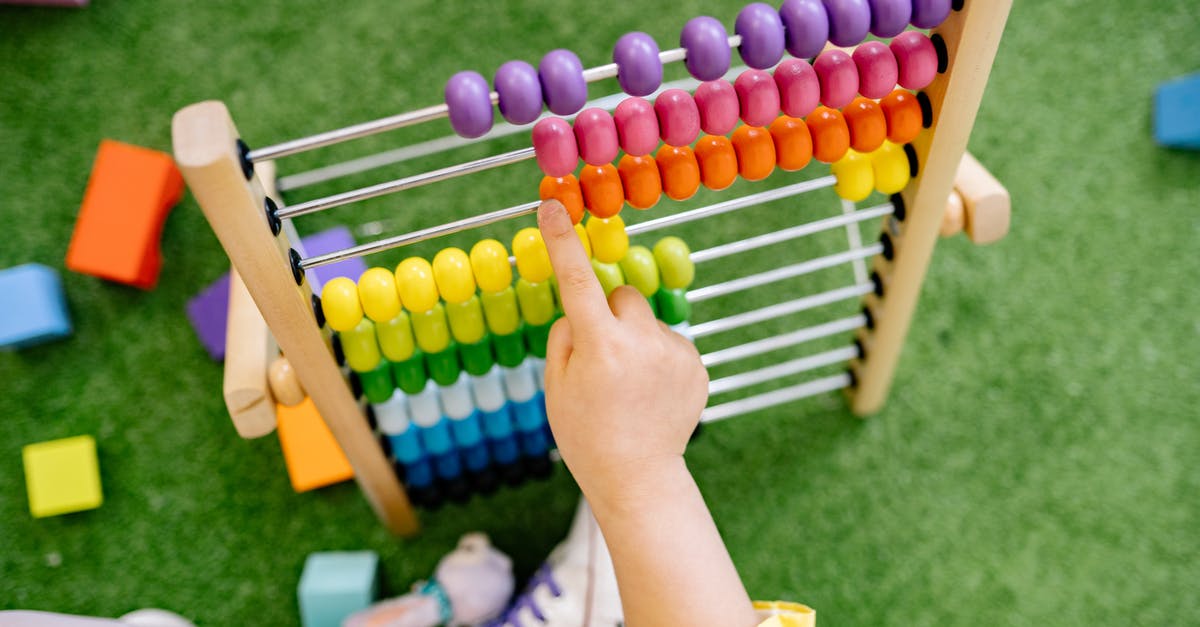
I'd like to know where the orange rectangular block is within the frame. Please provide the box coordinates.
[66,140,184,289]
[276,397,356,493]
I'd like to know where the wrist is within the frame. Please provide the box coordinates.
[577,455,695,519]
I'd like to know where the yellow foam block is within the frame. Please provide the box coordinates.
[23,435,103,518]
[276,398,355,493]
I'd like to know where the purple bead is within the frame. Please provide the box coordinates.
[911,0,952,29]
[867,0,911,37]
[779,0,829,59]
[680,16,731,81]
[822,0,871,47]
[735,3,786,70]
[539,49,587,116]
[494,61,542,125]
[613,32,662,97]
[445,71,494,138]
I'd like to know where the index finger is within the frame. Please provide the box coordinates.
[537,199,613,331]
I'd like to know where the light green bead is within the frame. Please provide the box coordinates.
[410,302,451,354]
[619,245,660,297]
[591,259,626,296]
[376,311,416,362]
[481,287,520,336]
[653,236,694,290]
[340,318,382,373]
[516,278,555,325]
[445,295,487,345]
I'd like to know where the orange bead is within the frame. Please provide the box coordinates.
[844,97,887,154]
[806,106,850,164]
[694,135,738,190]
[538,174,585,224]
[880,89,923,144]
[617,154,662,210]
[731,125,776,182]
[768,116,812,172]
[654,145,701,201]
[579,163,625,219]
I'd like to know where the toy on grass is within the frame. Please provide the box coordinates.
[297,551,380,627]
[344,533,514,627]
[1153,72,1200,150]
[22,435,102,518]
[276,397,355,492]
[0,263,72,350]
[938,151,1011,244]
[66,140,183,290]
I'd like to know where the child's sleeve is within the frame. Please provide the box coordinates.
[753,600,816,627]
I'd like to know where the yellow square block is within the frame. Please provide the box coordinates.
[22,435,103,518]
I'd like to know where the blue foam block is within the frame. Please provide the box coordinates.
[0,264,72,350]
[1154,73,1200,150]
[297,551,380,627]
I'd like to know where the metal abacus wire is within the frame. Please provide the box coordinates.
[173,0,1013,534]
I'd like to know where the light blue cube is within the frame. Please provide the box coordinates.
[0,263,72,350]
[1154,73,1200,150]
[297,551,380,627]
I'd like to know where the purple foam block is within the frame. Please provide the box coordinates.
[299,226,367,289]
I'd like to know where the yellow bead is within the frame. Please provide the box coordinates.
[512,228,552,283]
[410,302,451,354]
[619,245,660,297]
[321,277,363,332]
[432,247,477,304]
[574,223,592,258]
[585,215,629,264]
[376,310,416,362]
[446,295,487,345]
[653,237,694,290]
[871,141,911,194]
[340,318,382,372]
[591,259,626,296]
[395,257,440,313]
[832,149,875,202]
[516,278,555,325]
[481,287,520,335]
[470,239,513,293]
[357,267,402,322]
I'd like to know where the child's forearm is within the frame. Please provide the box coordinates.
[585,456,761,627]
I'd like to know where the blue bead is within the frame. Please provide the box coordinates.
[489,435,521,465]
[511,397,545,432]
[403,459,435,489]
[419,420,454,456]
[480,406,515,439]
[519,429,549,457]
[449,410,485,448]
[460,442,491,472]
[387,426,425,465]
[432,451,462,480]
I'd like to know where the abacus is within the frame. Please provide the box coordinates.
[173,0,1012,535]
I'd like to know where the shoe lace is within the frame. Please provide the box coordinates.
[487,563,562,626]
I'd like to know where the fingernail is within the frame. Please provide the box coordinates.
[538,199,570,231]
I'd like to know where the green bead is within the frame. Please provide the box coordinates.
[620,245,660,297]
[358,358,395,404]
[492,330,528,367]
[653,236,694,289]
[480,287,520,336]
[340,318,382,373]
[654,287,691,325]
[458,337,496,377]
[376,311,416,362]
[446,295,487,345]
[411,302,451,353]
[524,319,556,358]
[516,278,556,325]
[425,346,462,386]
[391,351,428,395]
[648,293,661,318]
[590,258,625,296]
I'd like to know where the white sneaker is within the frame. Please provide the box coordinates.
[488,498,624,627]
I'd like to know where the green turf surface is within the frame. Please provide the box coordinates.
[2,1,1198,624]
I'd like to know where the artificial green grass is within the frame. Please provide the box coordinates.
[2,1,1198,624]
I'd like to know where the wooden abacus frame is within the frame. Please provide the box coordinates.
[173,1,1012,535]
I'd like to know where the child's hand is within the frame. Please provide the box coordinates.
[537,199,709,504]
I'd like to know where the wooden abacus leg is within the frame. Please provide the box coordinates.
[173,101,419,536]
[849,1,1012,416]
[223,266,279,438]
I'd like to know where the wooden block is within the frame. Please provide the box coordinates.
[956,152,1010,245]
[23,435,102,518]
[277,398,355,493]
[66,140,183,289]
[0,263,72,350]
[297,551,380,627]
[223,268,278,438]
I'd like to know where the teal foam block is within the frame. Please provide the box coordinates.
[297,551,380,627]
[0,263,72,350]
[1154,73,1200,150]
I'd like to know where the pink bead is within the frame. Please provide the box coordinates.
[773,59,820,119]
[813,49,859,110]
[891,31,938,90]
[654,88,701,147]
[734,69,781,128]
[694,80,739,136]
[613,97,660,156]
[532,117,578,177]
[573,108,619,166]
[852,41,899,99]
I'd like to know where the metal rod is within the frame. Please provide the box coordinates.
[689,203,892,264]
[701,315,867,367]
[689,283,874,339]
[626,176,838,237]
[277,147,536,219]
[249,36,742,163]
[701,373,852,423]
[688,244,883,303]
[708,346,859,396]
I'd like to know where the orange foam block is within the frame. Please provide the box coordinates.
[276,397,355,492]
[66,140,184,289]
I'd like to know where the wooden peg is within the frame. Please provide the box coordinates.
[269,356,307,407]
[955,152,1010,244]
[940,189,965,237]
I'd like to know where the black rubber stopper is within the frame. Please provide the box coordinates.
[880,232,895,261]
[890,193,907,221]
[862,306,875,330]
[265,197,282,236]
[236,139,254,180]
[931,34,949,73]
[870,271,885,297]
[853,338,866,359]
[364,405,377,431]
[348,372,363,399]
[917,91,934,128]
[331,334,346,367]
[311,294,325,328]
[289,248,304,285]
[903,143,920,177]
[847,367,859,388]
[952,0,965,11]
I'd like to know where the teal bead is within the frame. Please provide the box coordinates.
[654,287,691,325]
[425,346,462,386]
[458,337,496,376]
[358,358,395,404]
[493,330,528,368]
